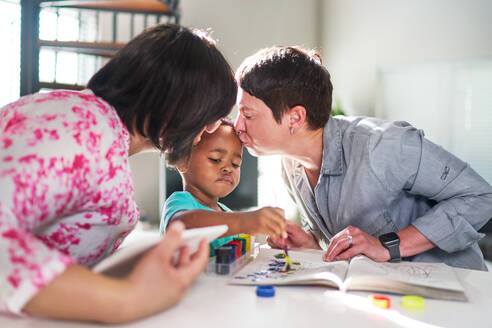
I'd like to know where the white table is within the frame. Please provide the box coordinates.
[1,265,491,328]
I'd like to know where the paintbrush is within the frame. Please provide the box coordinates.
[284,246,292,271]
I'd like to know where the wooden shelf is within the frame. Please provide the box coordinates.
[40,82,86,91]
[40,0,174,14]
[39,40,124,57]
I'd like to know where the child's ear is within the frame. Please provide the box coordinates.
[176,163,189,174]
[175,158,190,174]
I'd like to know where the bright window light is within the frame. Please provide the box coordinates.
[39,49,56,83]
[55,51,78,85]
[258,156,299,222]
[39,8,58,41]
[57,9,79,41]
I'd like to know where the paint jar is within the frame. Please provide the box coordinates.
[233,237,247,255]
[215,246,233,275]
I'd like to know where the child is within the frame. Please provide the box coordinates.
[160,120,287,242]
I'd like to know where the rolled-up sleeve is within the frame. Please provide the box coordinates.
[369,122,492,253]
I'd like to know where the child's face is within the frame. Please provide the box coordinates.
[183,124,243,198]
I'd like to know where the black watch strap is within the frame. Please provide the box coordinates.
[379,232,401,263]
[386,243,401,263]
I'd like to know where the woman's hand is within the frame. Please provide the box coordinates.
[267,220,321,249]
[124,221,209,321]
[322,226,390,262]
[23,221,209,324]
[240,207,287,240]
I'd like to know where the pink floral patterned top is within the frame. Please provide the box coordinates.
[0,89,139,314]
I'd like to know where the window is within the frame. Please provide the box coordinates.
[37,6,176,91]
[39,7,100,89]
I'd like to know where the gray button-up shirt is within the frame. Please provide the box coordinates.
[282,116,492,271]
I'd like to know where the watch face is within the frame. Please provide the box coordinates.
[379,232,399,244]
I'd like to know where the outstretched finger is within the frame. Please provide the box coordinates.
[285,220,300,232]
[190,239,209,262]
[333,245,359,261]
[269,208,287,226]
[266,236,277,248]
[325,228,350,257]
[182,239,209,283]
[267,235,285,249]
[268,226,286,241]
[272,207,286,218]
[158,221,185,263]
[285,221,308,244]
[176,245,191,267]
[324,236,352,262]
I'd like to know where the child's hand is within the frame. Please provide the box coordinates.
[241,206,287,240]
[124,221,209,319]
[267,220,321,250]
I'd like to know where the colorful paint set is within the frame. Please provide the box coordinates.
[206,234,257,276]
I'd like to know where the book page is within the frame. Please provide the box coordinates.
[346,256,465,293]
[230,248,349,288]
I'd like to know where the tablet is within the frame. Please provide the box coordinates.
[93,224,228,276]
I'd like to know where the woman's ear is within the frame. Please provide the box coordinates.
[192,126,207,146]
[289,105,307,131]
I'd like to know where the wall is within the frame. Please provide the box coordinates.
[181,0,321,69]
[128,152,161,223]
[320,0,492,116]
[130,0,321,223]
[378,60,492,184]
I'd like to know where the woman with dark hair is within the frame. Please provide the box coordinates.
[0,24,236,323]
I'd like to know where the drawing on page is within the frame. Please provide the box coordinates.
[348,256,462,290]
[233,248,347,283]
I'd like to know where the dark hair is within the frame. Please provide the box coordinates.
[88,24,237,165]
[236,46,333,130]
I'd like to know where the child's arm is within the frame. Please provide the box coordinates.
[170,207,287,240]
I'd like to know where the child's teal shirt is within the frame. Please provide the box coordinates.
[160,191,236,255]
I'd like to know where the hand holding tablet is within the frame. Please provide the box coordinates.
[178,224,228,254]
[93,224,228,276]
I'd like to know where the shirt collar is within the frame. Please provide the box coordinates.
[320,117,343,176]
[293,117,344,178]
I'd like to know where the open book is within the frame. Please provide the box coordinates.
[230,248,467,301]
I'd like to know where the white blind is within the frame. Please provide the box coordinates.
[0,0,20,107]
[377,60,492,185]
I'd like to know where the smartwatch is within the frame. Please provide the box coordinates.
[379,232,401,263]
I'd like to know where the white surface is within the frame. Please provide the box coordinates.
[2,263,492,327]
